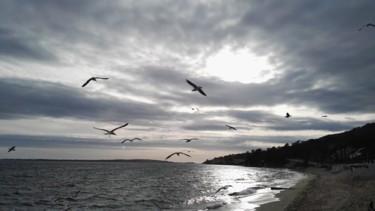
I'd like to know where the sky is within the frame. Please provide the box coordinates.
[1,0,375,163]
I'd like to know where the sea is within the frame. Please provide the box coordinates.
[0,160,306,211]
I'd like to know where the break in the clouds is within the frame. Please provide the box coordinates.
[1,0,375,162]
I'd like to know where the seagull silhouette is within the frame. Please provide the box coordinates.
[8,146,15,153]
[322,115,328,118]
[182,149,195,153]
[81,77,109,87]
[358,23,375,31]
[192,107,200,111]
[94,123,128,135]
[215,185,233,193]
[285,113,291,118]
[121,137,142,143]
[180,138,198,143]
[165,152,191,160]
[186,79,207,96]
[226,125,237,130]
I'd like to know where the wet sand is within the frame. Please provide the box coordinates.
[257,167,375,211]
[256,171,315,211]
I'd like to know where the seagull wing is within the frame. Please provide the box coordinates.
[121,139,129,144]
[82,78,94,87]
[216,185,232,193]
[95,77,109,80]
[358,25,366,31]
[165,152,177,160]
[215,187,225,193]
[93,127,110,133]
[178,152,191,157]
[111,123,129,132]
[186,79,198,89]
[226,125,236,130]
[367,23,375,27]
[133,138,142,141]
[198,89,207,96]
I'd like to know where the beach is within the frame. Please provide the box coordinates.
[258,166,375,211]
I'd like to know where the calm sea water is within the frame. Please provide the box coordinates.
[0,160,305,211]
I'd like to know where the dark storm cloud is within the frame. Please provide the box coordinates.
[266,118,364,132]
[0,134,109,149]
[236,1,375,113]
[112,64,375,118]
[0,133,303,153]
[0,77,174,122]
[0,0,375,136]
[182,120,231,131]
[0,28,56,61]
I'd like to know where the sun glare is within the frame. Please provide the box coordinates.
[201,47,277,83]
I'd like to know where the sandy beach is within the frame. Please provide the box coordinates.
[257,167,375,211]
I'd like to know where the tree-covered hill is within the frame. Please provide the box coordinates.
[203,123,375,167]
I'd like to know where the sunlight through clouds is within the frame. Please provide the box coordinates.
[201,46,278,83]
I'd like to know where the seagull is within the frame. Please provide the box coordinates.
[94,123,128,135]
[8,146,15,153]
[192,107,200,111]
[322,115,328,118]
[182,149,195,153]
[81,77,109,87]
[121,138,142,143]
[165,152,191,160]
[226,125,237,130]
[215,185,233,193]
[285,113,291,118]
[186,79,207,96]
[358,23,375,31]
[180,138,198,143]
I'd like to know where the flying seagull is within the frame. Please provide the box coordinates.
[8,146,15,153]
[186,79,207,96]
[322,115,328,118]
[81,77,109,87]
[192,107,200,111]
[180,138,198,143]
[215,185,233,193]
[165,152,191,160]
[121,138,142,143]
[182,149,195,153]
[226,125,237,130]
[285,113,291,118]
[358,23,375,31]
[94,123,128,135]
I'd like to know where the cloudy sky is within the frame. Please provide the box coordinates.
[1,0,375,162]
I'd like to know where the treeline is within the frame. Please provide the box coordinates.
[203,123,375,167]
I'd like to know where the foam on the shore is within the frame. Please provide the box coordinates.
[255,172,315,211]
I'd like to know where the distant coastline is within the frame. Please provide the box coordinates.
[203,122,375,169]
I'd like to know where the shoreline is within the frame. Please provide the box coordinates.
[255,169,316,211]
[256,166,375,211]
